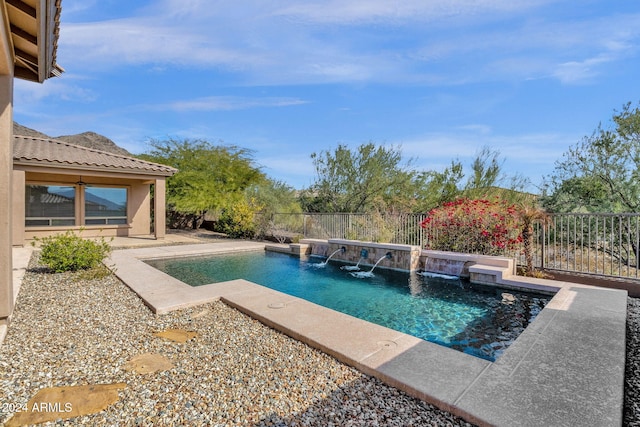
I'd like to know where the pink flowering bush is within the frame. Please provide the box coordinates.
[420,198,523,255]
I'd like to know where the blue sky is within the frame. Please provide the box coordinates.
[13,0,640,192]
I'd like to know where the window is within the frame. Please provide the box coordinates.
[25,185,76,226]
[84,186,127,225]
[25,184,129,227]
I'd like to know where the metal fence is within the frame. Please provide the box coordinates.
[270,212,428,246]
[537,213,640,279]
[267,212,640,281]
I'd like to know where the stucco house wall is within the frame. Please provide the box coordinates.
[1,0,64,323]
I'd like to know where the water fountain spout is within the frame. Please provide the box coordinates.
[368,251,392,272]
[322,246,346,265]
[340,257,364,271]
[351,252,392,278]
[342,258,362,271]
[310,246,346,268]
[342,248,369,271]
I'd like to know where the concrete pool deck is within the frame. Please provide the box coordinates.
[107,242,627,427]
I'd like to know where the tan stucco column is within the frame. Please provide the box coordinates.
[11,169,24,245]
[154,178,166,239]
[0,74,14,321]
[0,1,13,324]
[0,1,14,321]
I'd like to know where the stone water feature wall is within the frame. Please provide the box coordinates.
[291,240,517,280]
[423,257,475,278]
[299,239,422,272]
[275,240,549,293]
[421,250,517,285]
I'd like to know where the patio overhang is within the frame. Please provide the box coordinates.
[5,0,63,82]
[11,135,178,245]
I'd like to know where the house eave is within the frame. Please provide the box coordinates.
[13,160,177,178]
[7,0,63,83]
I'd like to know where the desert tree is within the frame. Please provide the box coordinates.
[139,138,264,229]
[543,102,640,213]
[301,142,422,213]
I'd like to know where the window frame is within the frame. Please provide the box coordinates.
[24,181,130,229]
[83,185,128,226]
[25,183,77,227]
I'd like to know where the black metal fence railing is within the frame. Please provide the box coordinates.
[265,212,640,281]
[538,213,640,280]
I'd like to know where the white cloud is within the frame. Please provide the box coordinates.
[402,130,568,162]
[134,96,308,113]
[456,124,493,135]
[552,55,613,84]
[271,0,556,25]
[397,128,576,189]
[54,0,640,88]
[60,0,101,16]
[60,20,254,69]
[412,12,640,84]
[14,77,98,106]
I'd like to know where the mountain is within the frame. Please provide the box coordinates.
[13,123,133,157]
[55,131,132,157]
[13,123,49,139]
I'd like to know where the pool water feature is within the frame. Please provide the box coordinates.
[146,251,551,361]
[424,257,467,277]
[349,251,393,278]
[341,248,369,271]
[310,246,346,268]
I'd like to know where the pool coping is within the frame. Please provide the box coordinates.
[107,242,627,427]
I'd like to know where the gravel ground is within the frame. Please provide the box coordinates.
[0,254,473,426]
[626,298,640,426]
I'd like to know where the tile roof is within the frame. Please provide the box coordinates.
[13,135,177,177]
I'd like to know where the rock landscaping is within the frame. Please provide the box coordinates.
[0,254,472,426]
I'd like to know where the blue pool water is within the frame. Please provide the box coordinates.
[146,251,551,361]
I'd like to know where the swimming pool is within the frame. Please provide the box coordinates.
[146,250,551,361]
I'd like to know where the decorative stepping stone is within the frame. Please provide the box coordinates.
[154,328,198,343]
[190,309,210,319]
[5,383,126,427]
[122,353,174,374]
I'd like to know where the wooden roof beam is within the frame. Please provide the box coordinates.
[6,0,36,19]
[10,23,37,45]
[15,47,37,68]
[14,66,37,80]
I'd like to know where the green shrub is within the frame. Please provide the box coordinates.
[216,199,260,239]
[33,231,112,273]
